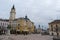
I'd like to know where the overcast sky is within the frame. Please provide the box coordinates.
[0,0,60,29]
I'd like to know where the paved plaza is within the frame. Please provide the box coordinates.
[0,34,53,40]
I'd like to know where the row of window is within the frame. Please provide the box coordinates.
[0,22,8,26]
[50,24,60,32]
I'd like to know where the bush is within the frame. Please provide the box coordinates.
[10,29,16,34]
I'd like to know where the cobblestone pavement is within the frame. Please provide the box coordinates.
[0,34,53,40]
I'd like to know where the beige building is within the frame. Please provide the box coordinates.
[49,20,60,36]
[15,16,35,34]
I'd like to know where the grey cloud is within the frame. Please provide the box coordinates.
[0,0,60,28]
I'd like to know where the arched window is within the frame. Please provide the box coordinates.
[18,24,20,26]
[56,24,58,32]
[56,24,59,36]
[51,25,54,35]
[51,25,53,31]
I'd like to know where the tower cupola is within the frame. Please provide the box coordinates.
[12,5,15,10]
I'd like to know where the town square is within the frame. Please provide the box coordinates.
[0,34,53,40]
[0,0,60,40]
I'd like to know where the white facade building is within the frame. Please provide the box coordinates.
[0,19,9,34]
[0,19,9,27]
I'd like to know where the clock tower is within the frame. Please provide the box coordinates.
[9,5,16,20]
[9,5,16,27]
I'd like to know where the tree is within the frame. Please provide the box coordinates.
[7,25,11,30]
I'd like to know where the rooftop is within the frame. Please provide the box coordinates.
[49,20,60,24]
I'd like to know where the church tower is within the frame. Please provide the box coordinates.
[9,5,16,20]
[9,5,16,27]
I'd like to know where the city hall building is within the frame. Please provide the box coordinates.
[0,5,35,34]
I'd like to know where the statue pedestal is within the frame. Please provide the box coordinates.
[7,30,10,35]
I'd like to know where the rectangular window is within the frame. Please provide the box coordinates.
[1,23,2,25]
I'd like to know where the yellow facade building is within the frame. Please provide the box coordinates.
[16,16,35,34]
